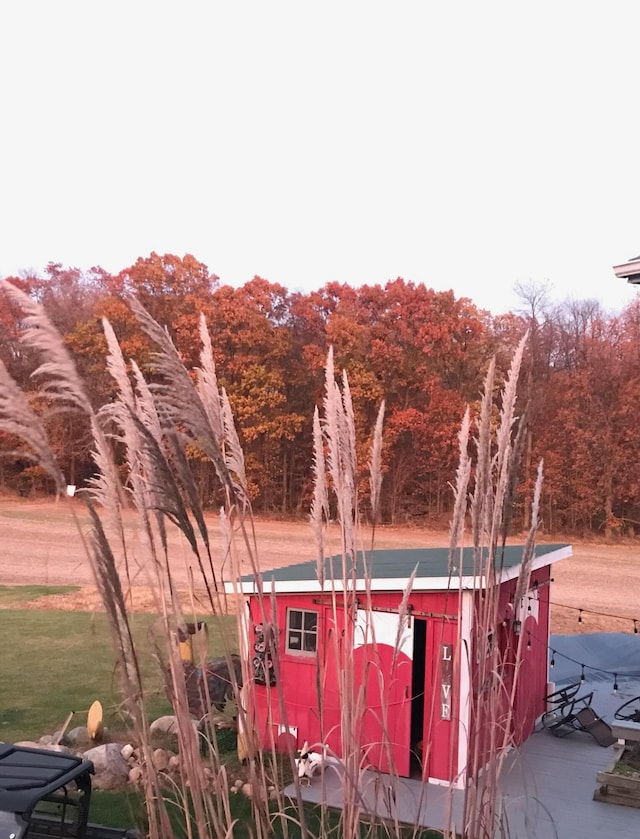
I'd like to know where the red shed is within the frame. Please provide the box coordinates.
[227,543,571,787]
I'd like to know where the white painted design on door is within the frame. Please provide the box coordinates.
[354,609,414,659]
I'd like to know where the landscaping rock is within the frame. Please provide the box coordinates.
[204,656,243,713]
[65,726,91,748]
[209,713,237,730]
[149,715,180,735]
[121,743,135,761]
[17,741,72,755]
[83,743,129,790]
[128,765,144,786]
[179,655,243,719]
[48,744,73,754]
[241,782,252,798]
[150,715,198,736]
[152,748,169,771]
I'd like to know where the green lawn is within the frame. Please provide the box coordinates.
[0,596,445,838]
[0,605,238,744]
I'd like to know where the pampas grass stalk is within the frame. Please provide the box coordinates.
[0,357,66,492]
[368,400,385,548]
[449,407,471,572]
[310,406,329,586]
[0,279,93,414]
[459,331,538,839]
[1,278,543,839]
[316,351,363,835]
[0,283,180,836]
[0,285,261,837]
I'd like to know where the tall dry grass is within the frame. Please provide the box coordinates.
[0,279,541,839]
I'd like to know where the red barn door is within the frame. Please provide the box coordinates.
[353,609,414,776]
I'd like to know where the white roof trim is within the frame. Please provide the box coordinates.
[223,544,572,595]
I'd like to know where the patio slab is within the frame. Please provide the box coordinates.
[284,677,640,837]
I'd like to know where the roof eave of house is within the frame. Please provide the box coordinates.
[613,258,640,283]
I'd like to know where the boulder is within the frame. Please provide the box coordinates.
[204,655,243,713]
[179,655,243,718]
[152,748,169,771]
[83,743,129,790]
[128,765,143,786]
[65,726,92,748]
[16,741,72,755]
[47,744,73,754]
[150,715,199,736]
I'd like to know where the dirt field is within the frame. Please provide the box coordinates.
[1,498,639,635]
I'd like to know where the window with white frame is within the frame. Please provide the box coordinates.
[286,608,318,655]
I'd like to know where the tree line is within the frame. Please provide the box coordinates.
[2,253,639,537]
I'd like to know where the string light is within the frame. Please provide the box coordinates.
[580,665,586,684]
[614,674,619,695]
[525,629,640,681]
[547,598,639,633]
[527,632,532,650]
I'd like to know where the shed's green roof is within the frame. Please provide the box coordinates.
[244,544,569,586]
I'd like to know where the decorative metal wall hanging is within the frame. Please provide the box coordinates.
[253,623,276,686]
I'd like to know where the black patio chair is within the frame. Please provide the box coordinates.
[541,682,616,746]
[614,695,640,723]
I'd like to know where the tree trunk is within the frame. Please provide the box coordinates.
[604,465,614,540]
[522,429,532,530]
[281,449,288,515]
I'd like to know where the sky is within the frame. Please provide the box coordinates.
[1,2,640,316]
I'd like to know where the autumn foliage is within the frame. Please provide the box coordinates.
[2,253,639,536]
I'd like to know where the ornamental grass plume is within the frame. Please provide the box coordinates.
[0,356,65,493]
[0,282,271,838]
[0,278,543,839]
[368,400,385,548]
[459,331,544,839]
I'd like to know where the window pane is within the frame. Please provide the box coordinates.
[303,611,317,630]
[289,610,302,629]
[288,630,302,649]
[303,632,317,652]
